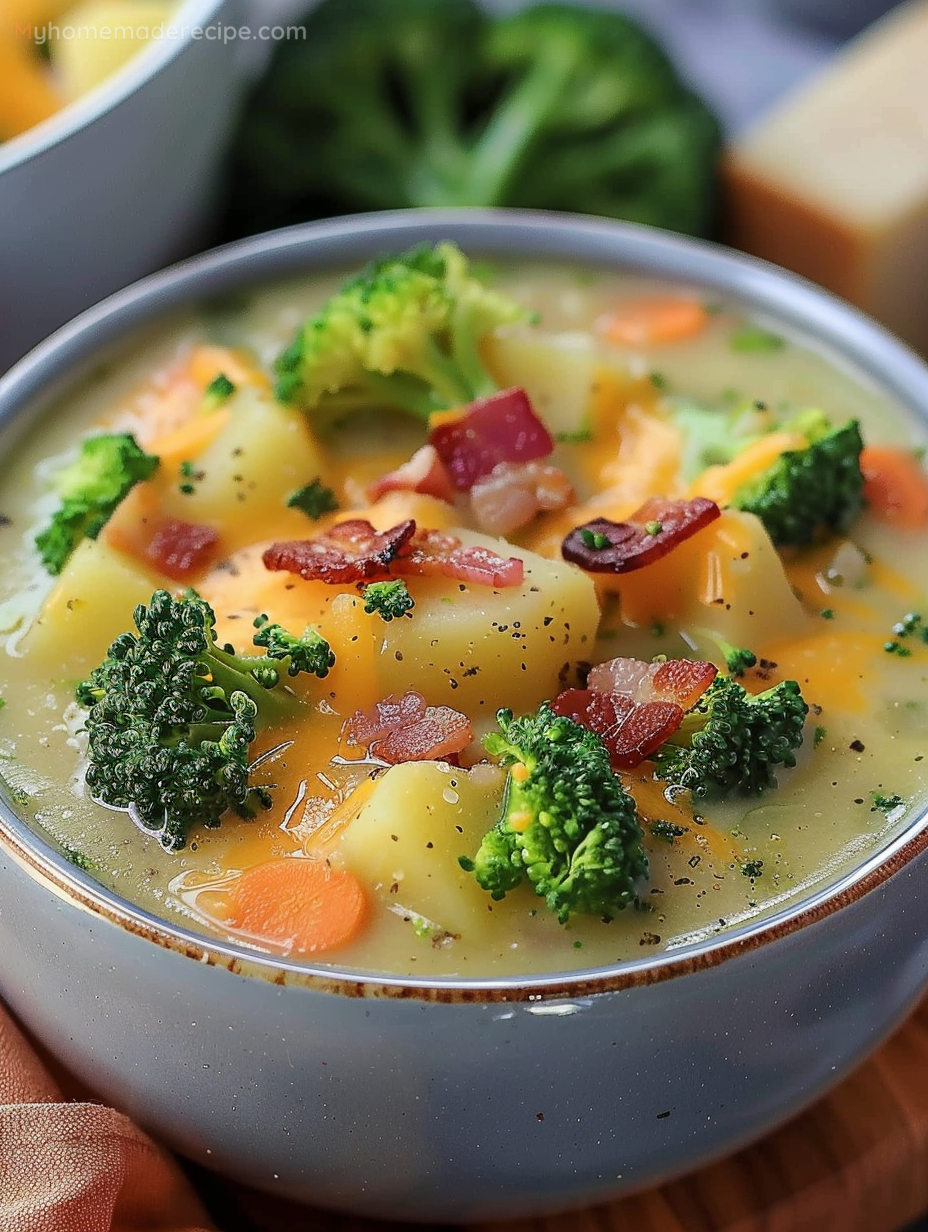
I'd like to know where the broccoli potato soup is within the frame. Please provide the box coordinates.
[1,243,927,978]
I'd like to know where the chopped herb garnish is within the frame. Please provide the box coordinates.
[286,478,340,520]
[813,725,827,746]
[820,608,835,620]
[741,859,764,878]
[884,641,913,657]
[644,520,663,536]
[555,427,593,444]
[649,371,668,391]
[871,792,905,814]
[731,326,785,354]
[205,372,236,404]
[650,820,687,843]
[579,528,610,550]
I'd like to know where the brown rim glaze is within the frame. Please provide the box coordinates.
[2,209,928,1004]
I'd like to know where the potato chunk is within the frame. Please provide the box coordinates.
[23,537,161,675]
[375,531,600,719]
[335,761,507,940]
[158,388,326,549]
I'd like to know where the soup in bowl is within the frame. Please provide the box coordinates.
[0,211,926,1220]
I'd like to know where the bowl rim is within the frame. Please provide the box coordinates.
[1,206,927,1001]
[0,0,228,177]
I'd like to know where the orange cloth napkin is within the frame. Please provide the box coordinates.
[0,996,216,1232]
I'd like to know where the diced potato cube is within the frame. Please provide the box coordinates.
[158,388,325,549]
[376,531,600,719]
[483,329,628,438]
[23,537,161,675]
[335,761,507,939]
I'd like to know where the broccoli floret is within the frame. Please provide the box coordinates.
[460,704,647,923]
[655,676,809,798]
[362,579,415,622]
[35,433,159,575]
[689,629,757,677]
[252,613,335,677]
[286,478,340,520]
[76,590,332,852]
[669,402,865,544]
[731,411,865,546]
[275,240,526,420]
[222,0,719,240]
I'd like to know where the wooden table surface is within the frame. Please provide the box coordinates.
[189,997,928,1232]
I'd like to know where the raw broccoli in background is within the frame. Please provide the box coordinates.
[35,432,159,575]
[76,590,334,852]
[654,675,809,798]
[222,0,721,240]
[275,240,526,419]
[461,703,648,923]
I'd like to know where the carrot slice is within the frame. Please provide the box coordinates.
[600,298,708,348]
[861,446,928,528]
[225,858,367,956]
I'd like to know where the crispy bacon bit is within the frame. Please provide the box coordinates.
[562,497,720,574]
[347,690,427,747]
[398,528,524,588]
[263,519,416,584]
[429,387,554,492]
[145,518,219,580]
[552,688,684,770]
[555,657,717,769]
[264,520,524,589]
[588,657,718,710]
[367,445,456,504]
[469,460,575,536]
[345,690,473,765]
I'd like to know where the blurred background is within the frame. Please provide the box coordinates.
[0,0,914,368]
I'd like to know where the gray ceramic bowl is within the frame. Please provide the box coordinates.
[1,210,927,1223]
[0,0,240,371]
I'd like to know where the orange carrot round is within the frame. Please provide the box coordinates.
[860,445,928,528]
[225,858,367,956]
[600,297,708,348]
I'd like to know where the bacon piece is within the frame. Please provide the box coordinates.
[264,520,524,590]
[562,497,720,574]
[367,445,456,504]
[429,387,554,492]
[145,518,219,580]
[347,690,427,748]
[345,690,472,765]
[374,708,473,764]
[551,688,683,770]
[398,528,524,588]
[263,519,416,584]
[588,657,718,710]
[469,460,575,535]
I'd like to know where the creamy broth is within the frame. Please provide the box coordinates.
[0,258,926,978]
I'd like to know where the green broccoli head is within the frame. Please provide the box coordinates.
[35,433,159,575]
[731,411,866,546]
[654,675,809,798]
[275,241,525,419]
[252,613,335,678]
[461,704,648,923]
[77,590,331,851]
[362,579,416,622]
[222,0,719,239]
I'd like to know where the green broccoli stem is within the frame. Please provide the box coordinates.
[433,43,582,207]
[204,645,301,725]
